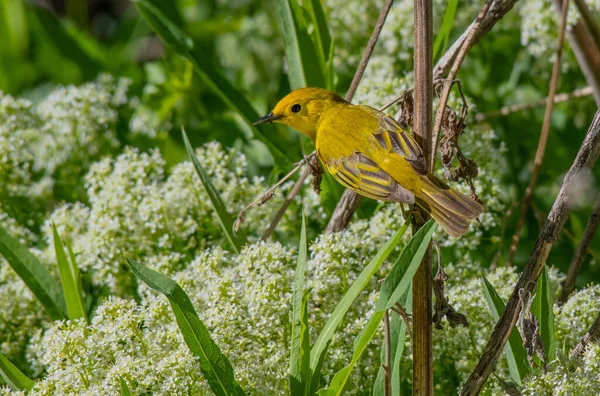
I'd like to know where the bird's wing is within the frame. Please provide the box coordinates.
[324,152,415,203]
[370,110,427,175]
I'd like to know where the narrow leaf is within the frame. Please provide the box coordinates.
[127,258,246,396]
[0,352,35,391]
[532,266,556,362]
[135,0,293,166]
[53,224,87,322]
[275,0,326,89]
[433,0,459,62]
[182,128,247,254]
[119,377,131,396]
[481,277,531,385]
[317,220,435,395]
[303,0,335,89]
[289,213,311,395]
[0,226,67,320]
[309,217,413,391]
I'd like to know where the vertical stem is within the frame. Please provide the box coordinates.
[412,0,433,395]
[384,311,393,396]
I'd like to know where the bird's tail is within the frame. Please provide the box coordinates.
[416,175,484,237]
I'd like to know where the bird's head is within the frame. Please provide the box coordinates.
[254,87,346,141]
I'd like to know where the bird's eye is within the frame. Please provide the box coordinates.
[291,104,301,113]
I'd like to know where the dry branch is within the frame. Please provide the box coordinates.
[430,0,491,169]
[474,86,594,122]
[327,0,520,233]
[506,0,570,267]
[557,0,600,106]
[559,192,600,302]
[460,109,600,395]
[412,0,434,394]
[571,312,600,357]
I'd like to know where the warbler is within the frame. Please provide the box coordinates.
[254,87,483,237]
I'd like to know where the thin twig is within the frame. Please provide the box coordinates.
[384,310,393,396]
[234,153,315,232]
[394,303,413,340]
[556,0,600,105]
[261,166,311,240]
[327,0,519,233]
[571,312,600,357]
[474,86,594,122]
[460,109,600,395]
[346,0,395,101]
[412,0,434,394]
[506,0,570,267]
[559,192,600,303]
[434,0,519,80]
[430,0,492,169]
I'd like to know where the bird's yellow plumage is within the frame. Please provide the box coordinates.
[254,87,483,237]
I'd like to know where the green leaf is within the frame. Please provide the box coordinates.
[0,226,67,320]
[302,0,335,89]
[309,217,413,392]
[53,224,87,322]
[0,0,28,56]
[433,0,459,62]
[0,351,35,391]
[127,258,246,396]
[290,214,311,395]
[135,0,293,166]
[182,128,247,254]
[275,0,326,89]
[316,220,435,395]
[481,277,531,385]
[119,377,131,396]
[532,266,556,362]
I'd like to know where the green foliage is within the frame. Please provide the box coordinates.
[127,258,246,396]
[532,266,556,363]
[0,226,67,321]
[53,224,87,322]
[0,352,34,391]
[182,127,247,253]
[317,219,436,395]
[481,276,531,385]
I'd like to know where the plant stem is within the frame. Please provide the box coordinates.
[571,312,600,357]
[460,109,600,395]
[506,0,570,267]
[384,310,392,396]
[412,0,433,394]
[559,192,600,303]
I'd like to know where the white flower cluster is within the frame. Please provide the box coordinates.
[43,143,315,295]
[519,0,595,63]
[0,74,133,226]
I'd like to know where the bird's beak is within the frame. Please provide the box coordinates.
[253,112,280,125]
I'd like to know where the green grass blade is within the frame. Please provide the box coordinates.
[53,224,87,322]
[481,277,531,385]
[0,226,67,320]
[316,220,435,395]
[127,258,246,396]
[119,377,131,396]
[303,0,335,89]
[134,0,293,166]
[290,214,311,395]
[275,0,326,89]
[182,128,247,254]
[309,217,413,391]
[433,0,459,62]
[532,266,556,362]
[0,351,35,391]
[0,0,28,56]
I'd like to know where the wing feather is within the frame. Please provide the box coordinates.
[374,114,427,175]
[326,152,415,203]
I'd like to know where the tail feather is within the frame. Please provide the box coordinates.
[416,176,484,238]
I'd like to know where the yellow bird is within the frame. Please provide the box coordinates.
[254,87,483,237]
